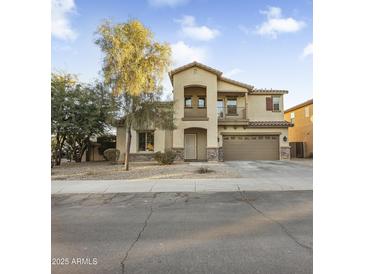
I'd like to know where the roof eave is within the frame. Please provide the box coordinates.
[250,89,289,95]
[284,99,313,113]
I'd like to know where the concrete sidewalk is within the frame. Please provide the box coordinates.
[52,177,312,194]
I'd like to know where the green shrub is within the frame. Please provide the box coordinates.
[197,167,212,174]
[154,150,176,165]
[103,148,120,162]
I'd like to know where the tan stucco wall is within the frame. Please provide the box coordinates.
[165,130,173,150]
[247,95,284,121]
[154,128,166,152]
[284,103,313,157]
[116,127,126,155]
[172,67,218,148]
[217,80,248,92]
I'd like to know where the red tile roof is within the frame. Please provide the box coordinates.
[248,121,293,128]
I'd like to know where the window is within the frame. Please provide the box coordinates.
[138,132,154,152]
[304,107,309,117]
[227,98,237,115]
[184,97,192,107]
[290,112,295,124]
[198,97,206,108]
[273,97,280,111]
[217,99,224,118]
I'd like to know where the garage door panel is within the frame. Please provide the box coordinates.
[223,135,279,161]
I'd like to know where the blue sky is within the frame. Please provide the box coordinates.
[52,0,312,108]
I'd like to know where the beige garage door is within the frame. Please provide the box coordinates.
[223,135,279,161]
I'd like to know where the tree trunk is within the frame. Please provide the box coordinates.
[124,126,132,171]
[79,138,89,162]
[57,148,62,165]
[55,135,65,166]
[54,133,61,166]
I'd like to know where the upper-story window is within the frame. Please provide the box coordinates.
[184,97,192,108]
[198,97,206,108]
[290,112,295,124]
[273,96,280,111]
[227,98,237,115]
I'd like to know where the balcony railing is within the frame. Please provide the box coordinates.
[217,107,247,120]
[184,107,207,119]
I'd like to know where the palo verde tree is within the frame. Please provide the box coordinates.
[95,19,173,170]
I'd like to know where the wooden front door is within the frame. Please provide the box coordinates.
[184,134,197,160]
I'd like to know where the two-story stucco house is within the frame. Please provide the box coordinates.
[284,99,313,158]
[116,61,292,161]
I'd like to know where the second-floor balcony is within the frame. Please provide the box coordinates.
[217,107,248,125]
[183,107,208,121]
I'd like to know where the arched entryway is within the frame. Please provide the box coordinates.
[184,128,207,161]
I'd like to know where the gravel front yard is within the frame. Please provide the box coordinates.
[51,161,241,180]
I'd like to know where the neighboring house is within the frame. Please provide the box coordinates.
[117,61,293,161]
[284,99,313,158]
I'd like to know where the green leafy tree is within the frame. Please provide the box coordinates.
[51,73,119,164]
[95,19,173,170]
[66,82,118,162]
[51,73,79,165]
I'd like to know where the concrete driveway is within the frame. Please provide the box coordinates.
[225,160,312,178]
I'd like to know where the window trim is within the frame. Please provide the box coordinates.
[184,97,192,108]
[272,96,281,112]
[226,97,237,115]
[198,97,206,108]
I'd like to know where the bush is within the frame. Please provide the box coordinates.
[197,167,212,174]
[103,148,120,162]
[154,150,176,165]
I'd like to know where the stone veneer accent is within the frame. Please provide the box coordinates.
[218,147,224,161]
[207,148,219,161]
[280,146,291,160]
[172,148,184,161]
[129,153,155,162]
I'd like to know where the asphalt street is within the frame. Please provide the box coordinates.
[52,191,313,274]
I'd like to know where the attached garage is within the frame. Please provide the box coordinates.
[223,135,279,161]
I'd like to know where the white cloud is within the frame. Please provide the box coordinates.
[256,6,305,38]
[224,68,244,78]
[148,0,189,7]
[52,0,77,40]
[175,15,220,41]
[171,41,207,66]
[301,42,313,58]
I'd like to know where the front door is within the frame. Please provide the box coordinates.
[184,134,196,160]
